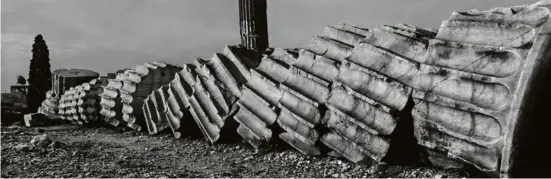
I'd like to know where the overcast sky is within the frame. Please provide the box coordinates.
[1,0,538,91]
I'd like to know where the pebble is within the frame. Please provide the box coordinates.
[30,134,52,147]
[48,141,65,148]
[148,147,160,152]
[244,156,254,161]
[288,154,298,160]
[30,158,42,164]
[14,143,33,151]
[331,173,345,178]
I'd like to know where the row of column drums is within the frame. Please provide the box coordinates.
[36,2,551,177]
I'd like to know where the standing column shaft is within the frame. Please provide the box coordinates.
[239,0,269,52]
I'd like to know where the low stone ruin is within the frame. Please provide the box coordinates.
[51,68,100,96]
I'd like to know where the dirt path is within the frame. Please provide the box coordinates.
[1,124,474,178]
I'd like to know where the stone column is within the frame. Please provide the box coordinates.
[239,0,269,52]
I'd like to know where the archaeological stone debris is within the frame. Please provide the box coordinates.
[36,1,551,177]
[57,80,103,124]
[51,68,100,95]
[35,69,101,125]
[98,62,183,131]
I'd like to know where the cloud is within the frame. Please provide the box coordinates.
[49,41,89,57]
[1,33,33,53]
[0,0,539,91]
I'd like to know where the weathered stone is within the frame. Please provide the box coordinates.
[234,103,272,141]
[281,69,330,104]
[14,143,33,152]
[194,60,230,115]
[380,24,435,43]
[347,43,511,111]
[279,132,320,156]
[294,49,340,82]
[413,99,502,145]
[322,26,365,46]
[203,53,243,97]
[320,132,368,163]
[436,20,536,47]
[184,72,224,129]
[237,124,264,148]
[336,23,370,37]
[137,47,257,142]
[165,105,181,139]
[92,61,181,131]
[142,85,171,134]
[23,113,52,127]
[361,28,428,62]
[278,87,321,125]
[222,45,254,81]
[56,77,103,125]
[326,88,396,135]
[48,141,65,148]
[30,134,52,147]
[51,68,99,95]
[277,109,319,143]
[412,116,499,171]
[450,6,550,27]
[402,2,551,177]
[337,62,411,110]
[306,36,352,62]
[425,39,523,78]
[269,48,298,65]
[238,88,277,125]
[245,70,283,104]
[188,95,221,143]
[255,56,292,83]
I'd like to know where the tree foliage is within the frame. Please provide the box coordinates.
[16,75,27,85]
[27,34,52,113]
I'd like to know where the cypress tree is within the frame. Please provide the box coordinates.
[27,34,52,113]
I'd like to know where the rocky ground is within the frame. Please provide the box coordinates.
[0,122,478,178]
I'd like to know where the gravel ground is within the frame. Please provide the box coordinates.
[1,123,475,178]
